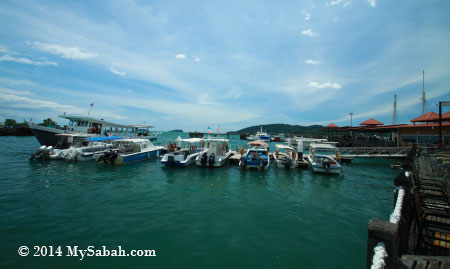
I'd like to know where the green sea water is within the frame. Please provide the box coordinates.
[0,134,400,268]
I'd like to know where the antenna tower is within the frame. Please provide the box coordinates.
[420,70,426,115]
[392,95,399,125]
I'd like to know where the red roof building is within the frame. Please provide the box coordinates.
[326,123,338,128]
[359,119,384,126]
[410,112,439,123]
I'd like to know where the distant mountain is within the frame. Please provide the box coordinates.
[231,124,324,134]
[169,129,183,132]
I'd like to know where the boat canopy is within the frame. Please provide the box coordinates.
[275,144,295,151]
[246,140,268,148]
[310,143,337,149]
[179,138,203,143]
[202,137,229,142]
[59,114,153,129]
[85,136,122,141]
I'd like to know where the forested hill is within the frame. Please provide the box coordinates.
[232,124,324,134]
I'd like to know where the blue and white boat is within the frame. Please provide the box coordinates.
[247,126,270,141]
[239,140,270,170]
[307,143,342,174]
[95,139,163,165]
[161,137,205,167]
[195,137,232,167]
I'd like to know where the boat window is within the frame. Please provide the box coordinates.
[69,120,73,126]
[88,122,92,127]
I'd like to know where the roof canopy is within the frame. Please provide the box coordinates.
[410,112,439,123]
[246,140,269,148]
[59,114,153,129]
[326,123,338,128]
[359,118,384,126]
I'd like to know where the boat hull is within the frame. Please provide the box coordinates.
[195,152,232,167]
[115,148,161,165]
[27,122,71,148]
[161,152,201,167]
[307,156,342,174]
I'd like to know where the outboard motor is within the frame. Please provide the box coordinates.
[168,155,175,166]
[322,158,331,171]
[209,153,215,167]
[240,156,247,168]
[30,146,47,159]
[98,151,110,163]
[284,158,292,169]
[109,151,118,164]
[200,153,208,167]
[258,158,265,169]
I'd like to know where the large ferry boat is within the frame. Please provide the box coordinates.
[26,114,154,148]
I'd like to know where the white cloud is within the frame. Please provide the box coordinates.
[175,54,186,59]
[304,59,320,65]
[0,77,35,86]
[301,29,318,37]
[326,0,351,7]
[302,10,311,20]
[0,87,33,96]
[308,82,342,89]
[326,0,343,5]
[32,42,98,59]
[0,91,129,120]
[109,67,126,76]
[194,57,201,62]
[0,54,57,66]
[367,0,376,7]
[0,45,9,53]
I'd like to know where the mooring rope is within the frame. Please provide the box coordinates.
[390,186,405,224]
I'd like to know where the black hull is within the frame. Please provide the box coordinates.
[30,128,69,148]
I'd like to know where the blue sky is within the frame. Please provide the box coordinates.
[0,0,449,131]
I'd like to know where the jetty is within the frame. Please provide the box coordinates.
[339,147,409,158]
[367,145,450,268]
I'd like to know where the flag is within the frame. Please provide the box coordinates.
[90,103,94,108]
[207,127,213,134]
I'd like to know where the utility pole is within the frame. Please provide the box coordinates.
[350,112,353,127]
[420,70,426,115]
[393,95,398,125]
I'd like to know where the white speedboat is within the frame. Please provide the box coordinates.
[30,134,119,161]
[195,137,232,167]
[26,114,155,149]
[95,139,163,165]
[239,140,270,170]
[272,144,298,169]
[307,143,342,174]
[161,137,204,167]
[287,137,328,149]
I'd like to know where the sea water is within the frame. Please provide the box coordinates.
[0,134,399,268]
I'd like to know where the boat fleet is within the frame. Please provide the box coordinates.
[28,114,343,174]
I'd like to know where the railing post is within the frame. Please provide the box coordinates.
[367,219,399,269]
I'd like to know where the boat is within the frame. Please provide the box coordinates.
[195,137,232,167]
[161,137,205,167]
[94,139,163,165]
[286,137,329,149]
[30,134,120,161]
[239,140,270,170]
[270,133,285,142]
[306,143,342,174]
[246,126,270,141]
[26,114,155,149]
[272,144,298,169]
